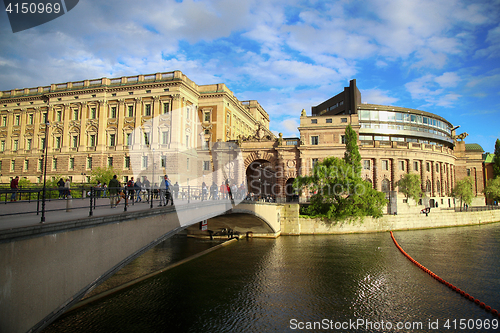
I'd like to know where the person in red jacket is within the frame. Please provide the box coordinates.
[10,176,19,201]
[220,182,227,199]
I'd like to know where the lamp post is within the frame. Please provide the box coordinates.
[151,148,155,209]
[40,95,50,223]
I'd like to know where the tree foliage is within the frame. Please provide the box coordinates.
[493,139,500,178]
[396,173,422,204]
[90,167,120,185]
[484,177,500,203]
[294,157,387,222]
[344,124,362,174]
[451,177,474,208]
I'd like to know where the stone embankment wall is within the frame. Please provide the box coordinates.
[280,204,500,235]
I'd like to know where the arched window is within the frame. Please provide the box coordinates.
[381,179,390,192]
[426,180,431,193]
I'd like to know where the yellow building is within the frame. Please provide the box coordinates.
[0,70,272,186]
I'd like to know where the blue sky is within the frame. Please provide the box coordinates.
[1,0,499,152]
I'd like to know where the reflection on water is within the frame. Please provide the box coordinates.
[45,223,500,333]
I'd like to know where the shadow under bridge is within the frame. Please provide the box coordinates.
[186,201,282,238]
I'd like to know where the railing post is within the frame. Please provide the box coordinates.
[37,191,40,215]
[188,185,190,204]
[89,187,93,216]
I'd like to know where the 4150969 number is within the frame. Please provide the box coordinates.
[5,2,61,14]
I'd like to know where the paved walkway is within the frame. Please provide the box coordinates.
[0,196,188,231]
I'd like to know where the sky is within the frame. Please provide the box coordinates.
[1,0,499,153]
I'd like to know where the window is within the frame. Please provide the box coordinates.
[312,158,319,168]
[341,118,347,123]
[109,134,116,147]
[414,161,419,171]
[311,119,317,124]
[0,140,4,152]
[11,160,15,171]
[163,103,169,114]
[203,161,210,171]
[110,106,117,118]
[56,110,62,122]
[382,160,389,171]
[143,132,150,145]
[69,157,74,170]
[326,118,332,123]
[145,104,151,116]
[0,160,2,171]
[341,135,346,144]
[435,163,440,173]
[15,115,20,126]
[24,160,29,171]
[108,157,113,167]
[124,156,130,169]
[87,157,92,169]
[126,133,133,146]
[72,136,78,148]
[42,113,48,123]
[399,161,405,171]
[186,135,189,148]
[161,156,167,168]
[437,180,441,193]
[186,158,190,170]
[38,159,43,171]
[162,131,169,145]
[204,111,210,122]
[90,107,97,119]
[128,105,134,117]
[426,162,430,172]
[381,179,390,192]
[2,116,7,126]
[13,139,18,151]
[204,129,210,134]
[89,135,96,147]
[73,109,79,120]
[142,156,148,169]
[52,158,57,170]
[363,160,371,170]
[466,169,471,177]
[55,137,61,149]
[41,137,46,149]
[311,136,319,145]
[26,138,32,150]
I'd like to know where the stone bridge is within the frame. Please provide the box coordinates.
[0,201,284,333]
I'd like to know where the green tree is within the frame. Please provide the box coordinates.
[396,173,422,204]
[451,177,474,210]
[484,177,500,204]
[493,139,500,178]
[344,124,362,174]
[294,157,387,222]
[90,166,120,186]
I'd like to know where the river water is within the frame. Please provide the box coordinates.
[44,223,500,333]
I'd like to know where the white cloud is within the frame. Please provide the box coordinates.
[361,89,399,105]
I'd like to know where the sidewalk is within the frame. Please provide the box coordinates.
[0,196,183,231]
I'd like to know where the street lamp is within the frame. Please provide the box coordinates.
[40,95,50,223]
[151,148,155,208]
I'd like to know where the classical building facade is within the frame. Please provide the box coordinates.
[0,73,487,207]
[0,71,272,187]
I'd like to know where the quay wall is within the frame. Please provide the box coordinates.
[280,204,500,235]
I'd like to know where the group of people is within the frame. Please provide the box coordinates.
[56,178,72,199]
[202,181,246,201]
[107,174,174,208]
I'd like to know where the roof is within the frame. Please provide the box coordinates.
[465,143,484,152]
[484,153,495,163]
